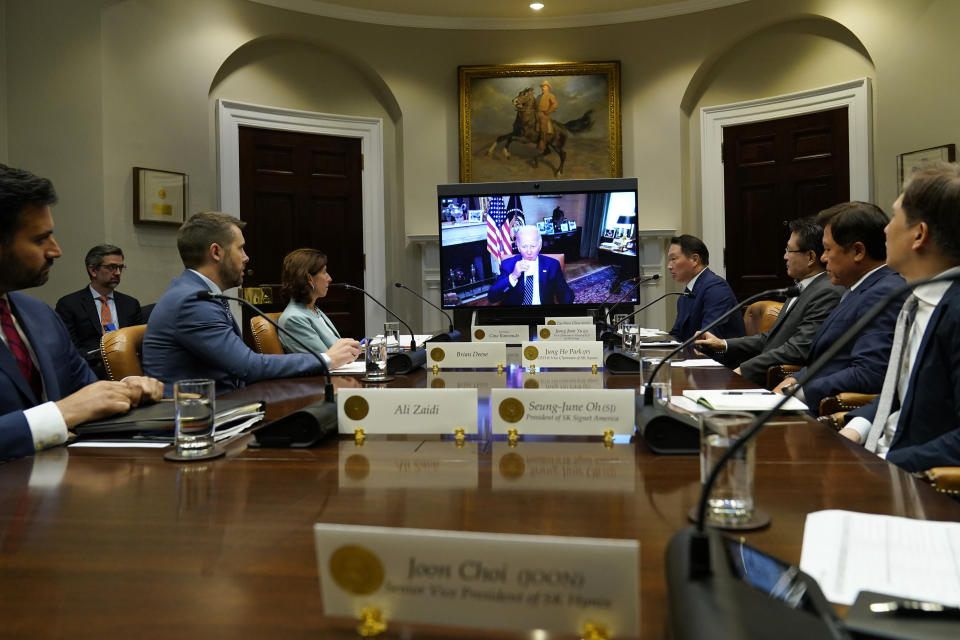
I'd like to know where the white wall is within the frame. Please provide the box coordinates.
[2,0,959,329]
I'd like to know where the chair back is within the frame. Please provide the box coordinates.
[743,300,783,336]
[251,312,284,354]
[100,324,147,381]
[543,253,566,274]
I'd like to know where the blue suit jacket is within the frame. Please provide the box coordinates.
[1,292,97,460]
[142,270,321,394]
[487,254,574,305]
[849,281,960,471]
[795,265,905,413]
[670,268,745,341]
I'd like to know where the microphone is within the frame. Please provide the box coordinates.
[665,275,957,640]
[616,290,694,329]
[332,283,426,374]
[604,273,659,322]
[603,291,697,374]
[636,286,800,454]
[394,281,462,342]
[195,291,337,448]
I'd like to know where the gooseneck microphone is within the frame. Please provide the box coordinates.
[394,281,462,342]
[666,275,959,640]
[604,273,660,323]
[332,282,417,350]
[637,286,800,454]
[332,283,426,374]
[195,291,335,402]
[615,290,694,329]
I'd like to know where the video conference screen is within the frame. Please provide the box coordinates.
[437,179,640,309]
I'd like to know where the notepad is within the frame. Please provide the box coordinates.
[681,389,808,412]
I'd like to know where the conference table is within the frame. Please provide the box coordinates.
[2,357,959,639]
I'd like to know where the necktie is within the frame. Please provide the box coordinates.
[864,295,918,453]
[97,295,114,333]
[0,298,43,400]
[522,275,534,305]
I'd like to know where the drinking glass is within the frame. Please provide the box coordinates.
[700,411,756,525]
[365,337,388,380]
[620,323,640,352]
[174,379,216,458]
[383,321,401,353]
[641,355,671,402]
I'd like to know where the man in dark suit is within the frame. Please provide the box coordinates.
[840,163,960,471]
[487,225,574,305]
[55,244,143,378]
[774,202,906,414]
[142,211,339,394]
[667,234,745,341]
[0,164,162,461]
[695,217,844,386]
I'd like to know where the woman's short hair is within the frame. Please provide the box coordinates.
[281,248,328,304]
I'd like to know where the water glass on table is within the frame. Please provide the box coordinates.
[364,336,388,381]
[699,411,756,526]
[620,323,640,352]
[173,379,216,458]
[641,354,671,402]
[383,321,401,353]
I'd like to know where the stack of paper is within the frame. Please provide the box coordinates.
[681,389,808,412]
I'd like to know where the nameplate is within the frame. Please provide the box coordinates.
[339,441,478,489]
[428,371,509,390]
[314,524,639,637]
[492,442,636,492]
[520,372,604,390]
[544,316,595,325]
[471,325,527,342]
[536,325,596,341]
[521,341,603,368]
[427,342,506,368]
[337,389,478,434]
[490,389,634,436]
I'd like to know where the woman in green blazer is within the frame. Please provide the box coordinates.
[278,249,362,369]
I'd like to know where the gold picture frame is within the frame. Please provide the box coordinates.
[459,61,621,183]
[133,167,188,227]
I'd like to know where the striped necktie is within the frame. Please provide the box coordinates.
[97,295,114,333]
[522,275,534,305]
[0,298,43,400]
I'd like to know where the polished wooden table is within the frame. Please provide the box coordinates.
[1,364,959,639]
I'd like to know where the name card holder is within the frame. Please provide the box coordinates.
[314,524,639,638]
[536,325,596,341]
[338,389,478,435]
[490,389,635,437]
[521,341,604,370]
[544,316,595,325]
[427,342,507,370]
[471,325,528,342]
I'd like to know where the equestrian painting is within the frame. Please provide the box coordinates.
[459,62,622,183]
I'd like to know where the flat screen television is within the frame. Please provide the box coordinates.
[437,178,640,313]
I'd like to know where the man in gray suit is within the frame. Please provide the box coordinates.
[695,217,844,386]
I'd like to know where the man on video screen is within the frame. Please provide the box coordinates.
[487,225,574,305]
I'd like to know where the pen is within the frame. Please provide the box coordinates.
[722,391,774,395]
[869,599,960,619]
[695,397,715,410]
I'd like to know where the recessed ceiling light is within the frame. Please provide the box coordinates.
[530,3,545,10]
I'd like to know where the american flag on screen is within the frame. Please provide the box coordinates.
[486,197,514,264]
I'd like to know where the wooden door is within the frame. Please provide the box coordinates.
[238,126,364,342]
[722,107,849,300]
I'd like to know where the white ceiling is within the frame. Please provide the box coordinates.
[249,0,750,30]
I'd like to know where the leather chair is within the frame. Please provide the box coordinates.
[543,253,566,274]
[743,300,783,336]
[250,312,284,354]
[100,324,147,380]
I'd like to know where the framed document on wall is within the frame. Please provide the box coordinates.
[459,61,621,183]
[134,167,188,227]
[897,144,956,192]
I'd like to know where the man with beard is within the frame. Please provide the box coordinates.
[142,211,327,393]
[0,164,162,460]
[55,245,144,378]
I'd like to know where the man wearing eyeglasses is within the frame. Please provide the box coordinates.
[55,245,144,378]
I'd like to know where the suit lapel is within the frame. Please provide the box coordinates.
[81,291,101,337]
[6,295,57,402]
[0,342,34,403]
